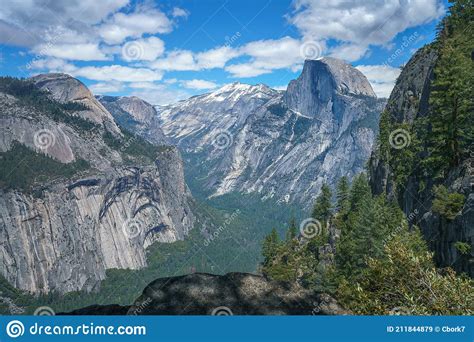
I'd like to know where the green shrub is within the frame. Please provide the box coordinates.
[337,230,474,315]
[432,185,465,220]
[454,241,471,255]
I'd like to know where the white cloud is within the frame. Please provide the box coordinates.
[89,81,124,94]
[28,58,76,73]
[29,58,163,84]
[33,43,109,61]
[71,65,163,82]
[273,85,288,91]
[356,64,401,98]
[196,46,240,69]
[329,43,369,63]
[172,7,189,18]
[121,36,165,61]
[289,0,444,61]
[131,87,191,105]
[151,50,197,71]
[98,7,172,44]
[182,79,218,90]
[225,63,272,78]
[240,36,303,68]
[225,36,315,77]
[151,45,239,71]
[0,0,128,47]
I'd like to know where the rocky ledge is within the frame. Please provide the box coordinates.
[62,273,349,315]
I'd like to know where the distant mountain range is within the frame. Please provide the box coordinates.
[0,57,384,295]
[157,57,385,207]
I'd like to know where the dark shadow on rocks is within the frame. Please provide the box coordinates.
[62,272,349,315]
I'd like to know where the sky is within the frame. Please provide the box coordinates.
[0,0,449,105]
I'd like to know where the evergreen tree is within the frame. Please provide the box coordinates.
[312,183,333,226]
[335,176,350,214]
[348,173,371,211]
[426,0,474,173]
[286,216,298,241]
[262,228,280,265]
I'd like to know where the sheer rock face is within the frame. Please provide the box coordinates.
[97,95,168,145]
[158,58,385,207]
[368,46,473,277]
[64,273,349,315]
[0,74,195,294]
[283,57,376,119]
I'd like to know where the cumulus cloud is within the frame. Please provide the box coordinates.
[196,46,240,69]
[151,45,239,71]
[172,7,189,18]
[0,0,176,62]
[181,79,218,90]
[225,36,316,77]
[130,86,191,105]
[2,0,445,94]
[89,81,124,94]
[225,63,272,78]
[28,58,76,73]
[151,50,197,71]
[0,0,128,47]
[98,7,173,44]
[71,65,163,82]
[128,82,163,90]
[289,0,444,61]
[356,64,401,98]
[32,43,109,61]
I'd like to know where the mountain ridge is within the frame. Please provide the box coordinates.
[157,57,385,207]
[0,75,196,294]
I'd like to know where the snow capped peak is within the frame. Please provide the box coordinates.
[214,82,252,94]
[209,82,275,99]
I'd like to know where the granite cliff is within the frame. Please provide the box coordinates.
[369,45,473,276]
[0,74,195,294]
[158,57,385,207]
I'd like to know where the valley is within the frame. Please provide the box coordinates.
[0,1,472,315]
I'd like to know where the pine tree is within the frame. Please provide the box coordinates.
[336,176,350,214]
[426,0,474,173]
[286,216,298,241]
[262,228,280,265]
[349,174,371,211]
[312,183,333,226]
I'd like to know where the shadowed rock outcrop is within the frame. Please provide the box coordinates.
[63,273,349,315]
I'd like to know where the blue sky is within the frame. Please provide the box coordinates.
[0,0,448,104]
